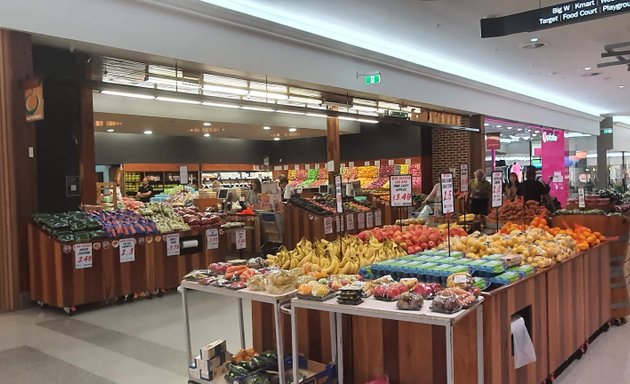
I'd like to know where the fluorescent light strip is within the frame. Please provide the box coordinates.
[338,116,358,121]
[241,106,275,112]
[276,110,305,115]
[101,90,155,100]
[357,118,379,124]
[306,113,327,118]
[203,84,249,95]
[155,96,201,104]
[288,96,321,104]
[248,90,289,100]
[202,101,240,109]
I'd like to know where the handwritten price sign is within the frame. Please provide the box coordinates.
[460,164,469,193]
[74,243,93,269]
[366,212,374,228]
[390,175,413,207]
[440,173,455,214]
[491,171,503,208]
[165,233,180,256]
[357,213,365,229]
[375,210,382,226]
[119,238,136,263]
[578,188,586,209]
[206,228,219,250]
[346,214,355,231]
[235,229,247,250]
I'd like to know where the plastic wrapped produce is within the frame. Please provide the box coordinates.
[446,272,474,290]
[247,275,267,291]
[373,282,408,301]
[265,269,296,294]
[396,292,424,311]
[412,282,441,299]
[430,290,463,314]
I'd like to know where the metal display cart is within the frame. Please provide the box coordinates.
[290,296,484,384]
[180,280,296,384]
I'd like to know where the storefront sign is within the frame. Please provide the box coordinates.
[389,175,413,207]
[481,0,630,38]
[25,81,44,122]
[346,214,355,231]
[324,217,333,234]
[73,243,93,269]
[440,173,455,214]
[206,228,219,250]
[375,210,382,226]
[491,171,504,208]
[334,175,344,213]
[460,164,469,193]
[486,133,501,150]
[165,233,180,256]
[357,212,366,229]
[578,188,586,208]
[119,238,136,263]
[235,229,247,250]
[366,212,374,228]
[542,131,559,143]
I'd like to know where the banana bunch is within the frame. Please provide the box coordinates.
[458,214,475,223]
[266,236,406,275]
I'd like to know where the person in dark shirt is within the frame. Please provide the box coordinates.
[136,177,154,203]
[517,167,550,203]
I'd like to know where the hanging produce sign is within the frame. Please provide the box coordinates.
[440,173,455,214]
[481,0,630,38]
[491,171,504,208]
[119,238,136,263]
[73,243,93,269]
[334,175,344,213]
[165,233,180,256]
[206,228,219,250]
[389,175,413,207]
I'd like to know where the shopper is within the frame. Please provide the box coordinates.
[136,177,153,203]
[246,179,261,206]
[421,182,442,216]
[504,172,520,201]
[277,174,288,200]
[468,169,491,216]
[518,166,551,203]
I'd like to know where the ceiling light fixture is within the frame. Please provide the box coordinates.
[248,90,289,100]
[305,113,328,118]
[339,116,358,122]
[202,84,249,95]
[357,118,379,124]
[144,130,153,135]
[620,85,626,89]
[288,128,297,132]
[203,133,211,137]
[530,37,539,43]
[155,96,201,104]
[101,90,155,100]
[203,122,212,127]
[241,106,275,112]
[276,110,305,116]
[496,125,502,128]
[202,101,240,109]
[534,130,540,133]
[273,137,280,141]
[517,128,523,131]
[484,123,490,126]
[263,126,271,130]
[106,129,115,133]
[584,67,592,71]
[506,126,513,130]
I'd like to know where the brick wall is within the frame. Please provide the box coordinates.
[431,127,471,190]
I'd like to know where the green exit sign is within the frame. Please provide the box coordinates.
[364,74,381,85]
[601,128,613,135]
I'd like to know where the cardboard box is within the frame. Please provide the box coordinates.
[200,339,226,361]
[188,364,202,381]
[199,364,227,381]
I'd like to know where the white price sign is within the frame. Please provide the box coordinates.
[578,188,586,209]
[357,212,366,229]
[405,158,412,165]
[491,171,503,208]
[349,161,355,167]
[389,175,413,207]
[165,233,180,256]
[119,238,136,263]
[364,161,370,166]
[375,210,382,226]
[460,164,469,193]
[366,212,374,228]
[73,243,93,269]
[375,160,381,167]
[179,165,188,185]
[334,175,344,213]
[346,214,355,231]
[305,164,311,170]
[440,173,455,214]
[206,228,219,250]
[235,229,247,250]
[324,217,333,234]
[335,216,341,232]
[388,159,394,166]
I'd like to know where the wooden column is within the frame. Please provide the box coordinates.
[469,115,485,172]
[326,115,340,182]
[0,30,37,311]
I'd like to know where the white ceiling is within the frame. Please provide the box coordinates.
[200,0,630,116]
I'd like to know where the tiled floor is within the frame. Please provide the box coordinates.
[1,292,629,383]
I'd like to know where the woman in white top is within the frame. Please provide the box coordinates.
[422,183,442,216]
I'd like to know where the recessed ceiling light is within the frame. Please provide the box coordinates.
[202,101,239,109]
[106,128,115,133]
[203,133,211,137]
[517,128,523,131]
[534,130,540,133]
[620,85,626,89]
[496,125,502,128]
[288,128,297,132]
[584,67,592,71]
[263,126,271,130]
[532,133,538,137]
[530,37,539,43]
[273,137,280,141]
[507,126,513,130]
[101,90,155,100]
[484,123,490,126]
[203,122,212,127]
[144,130,153,135]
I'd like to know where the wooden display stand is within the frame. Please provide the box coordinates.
[552,214,629,320]
[251,244,611,384]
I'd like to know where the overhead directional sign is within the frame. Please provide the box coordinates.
[481,0,630,38]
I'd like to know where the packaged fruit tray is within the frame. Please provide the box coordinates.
[297,293,337,302]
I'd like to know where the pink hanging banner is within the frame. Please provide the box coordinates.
[540,129,568,207]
